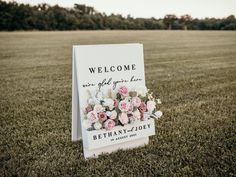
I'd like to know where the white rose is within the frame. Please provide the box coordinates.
[106,111,112,117]
[154,111,163,119]
[93,104,104,113]
[83,119,92,129]
[103,98,114,110]
[147,100,156,113]
[106,110,117,119]
[110,110,117,119]
[94,122,102,130]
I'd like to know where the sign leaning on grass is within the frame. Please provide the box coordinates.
[72,43,162,158]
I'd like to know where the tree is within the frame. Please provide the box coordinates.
[163,14,177,30]
[223,15,236,30]
[180,14,192,30]
[0,0,236,31]
[74,4,95,15]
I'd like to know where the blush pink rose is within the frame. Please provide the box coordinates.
[131,96,141,107]
[87,110,98,123]
[119,112,129,125]
[119,100,131,112]
[93,104,104,113]
[118,86,129,97]
[113,99,119,108]
[104,119,115,130]
[98,112,107,122]
[139,102,147,113]
[132,110,141,120]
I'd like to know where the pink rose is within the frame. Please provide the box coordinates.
[104,119,115,130]
[87,110,98,123]
[98,112,107,122]
[119,112,129,125]
[147,100,156,113]
[129,110,141,123]
[113,99,119,108]
[118,86,129,97]
[85,105,93,113]
[119,100,131,112]
[139,102,147,113]
[131,96,141,107]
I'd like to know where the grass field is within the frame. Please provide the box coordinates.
[0,31,236,176]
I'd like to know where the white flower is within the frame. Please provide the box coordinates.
[103,98,114,110]
[106,110,117,119]
[94,122,102,130]
[157,99,162,104]
[106,111,112,117]
[83,119,92,129]
[135,87,148,97]
[154,111,163,119]
[93,104,104,113]
[147,100,156,113]
[110,110,117,119]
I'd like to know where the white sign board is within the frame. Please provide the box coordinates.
[72,43,155,158]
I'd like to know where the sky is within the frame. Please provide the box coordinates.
[7,0,236,19]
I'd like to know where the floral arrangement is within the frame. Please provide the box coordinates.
[83,86,162,131]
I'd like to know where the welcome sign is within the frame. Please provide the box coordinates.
[72,44,159,158]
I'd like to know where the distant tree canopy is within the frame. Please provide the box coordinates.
[0,0,236,31]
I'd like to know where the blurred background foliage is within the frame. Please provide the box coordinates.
[0,0,236,31]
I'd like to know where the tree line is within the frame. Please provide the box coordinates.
[0,0,236,31]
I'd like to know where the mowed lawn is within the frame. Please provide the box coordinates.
[0,31,236,176]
